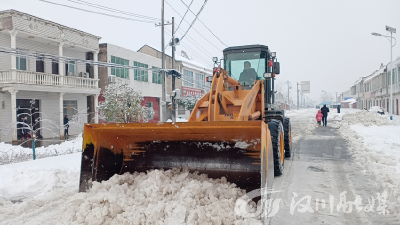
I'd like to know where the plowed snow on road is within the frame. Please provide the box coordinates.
[0,154,261,224]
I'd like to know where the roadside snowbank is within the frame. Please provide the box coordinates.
[332,111,400,219]
[0,135,82,165]
[0,154,261,225]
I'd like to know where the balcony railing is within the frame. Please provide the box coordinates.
[0,70,98,89]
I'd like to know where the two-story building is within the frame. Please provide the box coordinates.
[138,45,212,120]
[98,43,162,123]
[342,59,400,115]
[175,53,212,119]
[0,10,101,143]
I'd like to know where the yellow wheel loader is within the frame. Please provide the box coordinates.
[79,45,292,198]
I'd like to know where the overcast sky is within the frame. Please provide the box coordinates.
[2,0,400,103]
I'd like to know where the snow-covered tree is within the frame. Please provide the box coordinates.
[99,83,154,123]
[320,92,333,103]
[177,95,202,112]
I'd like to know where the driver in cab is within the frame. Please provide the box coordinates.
[239,61,258,86]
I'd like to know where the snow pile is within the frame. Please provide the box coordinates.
[339,110,393,126]
[332,110,400,219]
[60,167,260,225]
[0,134,82,165]
[0,155,261,224]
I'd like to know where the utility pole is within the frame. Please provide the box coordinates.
[171,17,176,123]
[389,27,394,119]
[286,80,290,110]
[161,0,166,122]
[296,82,298,110]
[335,92,338,104]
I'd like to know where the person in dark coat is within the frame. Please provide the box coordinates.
[320,105,330,126]
[17,117,24,140]
[239,61,258,86]
[23,118,31,139]
[337,105,341,113]
[64,115,69,137]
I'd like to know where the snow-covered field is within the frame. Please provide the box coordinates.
[0,135,82,165]
[331,110,400,219]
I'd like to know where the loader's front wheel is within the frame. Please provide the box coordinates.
[283,117,292,158]
[268,119,284,176]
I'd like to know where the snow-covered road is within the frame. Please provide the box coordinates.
[1,108,399,224]
[270,108,399,224]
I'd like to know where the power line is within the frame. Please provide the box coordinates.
[0,46,165,72]
[179,0,208,41]
[162,23,215,59]
[66,0,161,21]
[0,46,213,91]
[179,0,228,48]
[38,0,158,24]
[164,28,212,67]
[164,0,221,52]
[175,0,194,34]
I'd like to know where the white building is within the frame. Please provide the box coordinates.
[175,54,212,119]
[98,43,162,122]
[0,10,101,143]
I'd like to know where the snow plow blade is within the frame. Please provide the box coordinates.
[79,121,273,193]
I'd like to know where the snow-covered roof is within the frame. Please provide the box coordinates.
[364,65,386,83]
[341,98,357,103]
[353,77,363,85]
[175,55,212,75]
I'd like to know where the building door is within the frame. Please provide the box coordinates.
[16,99,41,139]
[36,55,44,73]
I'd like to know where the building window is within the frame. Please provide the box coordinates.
[63,100,78,119]
[195,73,204,89]
[152,66,161,84]
[111,56,129,78]
[134,61,148,82]
[178,104,185,115]
[393,68,397,84]
[16,56,27,70]
[147,102,154,119]
[66,61,75,76]
[183,69,193,87]
[388,71,391,86]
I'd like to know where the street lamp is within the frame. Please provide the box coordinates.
[371,26,397,120]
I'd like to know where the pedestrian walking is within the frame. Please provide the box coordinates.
[320,105,330,126]
[337,105,341,113]
[315,110,323,126]
[64,115,69,137]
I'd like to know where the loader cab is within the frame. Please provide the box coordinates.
[223,45,272,89]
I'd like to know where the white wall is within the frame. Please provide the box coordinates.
[105,43,162,98]
[0,33,11,70]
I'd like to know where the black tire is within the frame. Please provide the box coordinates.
[268,119,284,176]
[283,117,292,158]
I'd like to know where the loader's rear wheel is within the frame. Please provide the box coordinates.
[283,118,292,158]
[268,119,284,176]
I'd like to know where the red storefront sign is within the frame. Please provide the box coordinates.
[181,86,203,97]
